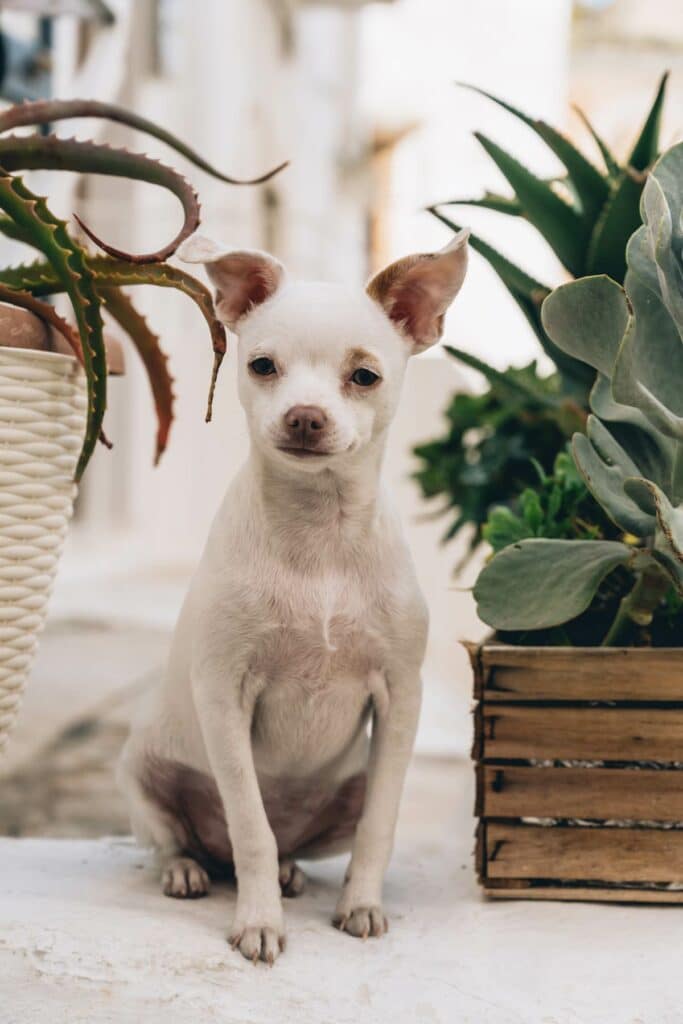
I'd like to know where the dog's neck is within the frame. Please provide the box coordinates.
[247,436,387,564]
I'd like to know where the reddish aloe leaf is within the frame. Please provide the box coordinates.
[0,283,84,362]
[0,134,202,264]
[0,98,288,185]
[99,287,174,464]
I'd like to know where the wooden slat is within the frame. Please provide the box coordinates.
[480,645,683,702]
[486,823,683,882]
[484,886,683,904]
[482,705,683,762]
[480,765,683,821]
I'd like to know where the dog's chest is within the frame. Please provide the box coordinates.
[249,567,389,771]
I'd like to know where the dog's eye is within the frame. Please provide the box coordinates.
[250,357,277,376]
[351,367,379,387]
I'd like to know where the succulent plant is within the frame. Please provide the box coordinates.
[474,140,683,646]
[415,74,670,558]
[0,98,286,477]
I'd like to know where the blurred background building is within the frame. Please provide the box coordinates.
[0,0,681,831]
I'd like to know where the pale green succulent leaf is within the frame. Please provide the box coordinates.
[541,275,631,377]
[612,277,683,441]
[624,478,683,563]
[572,423,656,536]
[474,539,635,631]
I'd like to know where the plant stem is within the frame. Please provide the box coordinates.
[601,562,672,647]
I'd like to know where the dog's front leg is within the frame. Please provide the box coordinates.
[192,665,284,964]
[334,667,422,939]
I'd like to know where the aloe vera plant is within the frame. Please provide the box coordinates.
[474,140,683,646]
[415,76,669,556]
[0,98,286,477]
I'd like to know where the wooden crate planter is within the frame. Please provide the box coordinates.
[470,643,683,903]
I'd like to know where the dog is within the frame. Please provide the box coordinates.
[118,228,469,964]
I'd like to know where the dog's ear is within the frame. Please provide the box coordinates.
[177,235,285,330]
[366,229,469,353]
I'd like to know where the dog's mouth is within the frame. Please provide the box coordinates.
[276,446,332,459]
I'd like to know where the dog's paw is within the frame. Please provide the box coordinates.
[333,904,388,940]
[229,902,286,965]
[162,857,210,899]
[279,859,306,898]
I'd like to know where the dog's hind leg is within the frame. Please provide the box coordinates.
[278,859,306,898]
[117,739,211,898]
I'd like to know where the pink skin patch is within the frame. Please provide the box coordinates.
[141,755,366,877]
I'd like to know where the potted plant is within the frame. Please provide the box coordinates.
[415,76,668,566]
[0,98,285,750]
[470,139,683,902]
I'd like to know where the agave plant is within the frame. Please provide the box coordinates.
[415,76,670,559]
[0,98,286,478]
[474,140,683,646]
[429,75,668,395]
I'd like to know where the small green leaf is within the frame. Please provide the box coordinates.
[474,538,635,630]
[438,193,523,216]
[443,345,560,408]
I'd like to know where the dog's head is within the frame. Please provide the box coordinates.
[179,232,468,472]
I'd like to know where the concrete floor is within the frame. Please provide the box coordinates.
[3,756,683,1024]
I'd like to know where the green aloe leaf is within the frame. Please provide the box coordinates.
[0,174,106,478]
[429,209,594,397]
[459,84,608,223]
[473,131,590,274]
[573,106,620,179]
[585,171,643,281]
[99,287,174,465]
[474,538,635,630]
[443,345,560,408]
[627,71,668,172]
[437,193,523,216]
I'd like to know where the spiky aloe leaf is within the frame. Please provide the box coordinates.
[0,282,83,361]
[0,98,288,185]
[473,132,590,274]
[585,170,643,280]
[572,106,620,179]
[0,174,106,478]
[474,538,637,630]
[0,134,203,264]
[438,193,523,216]
[429,207,593,395]
[99,287,174,464]
[460,83,609,223]
[443,345,560,408]
[0,255,226,421]
[627,71,668,172]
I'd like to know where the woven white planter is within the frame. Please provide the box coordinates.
[0,346,86,752]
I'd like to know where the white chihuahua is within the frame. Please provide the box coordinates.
[118,228,469,964]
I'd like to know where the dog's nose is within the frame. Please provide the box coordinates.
[284,405,327,445]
